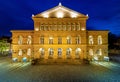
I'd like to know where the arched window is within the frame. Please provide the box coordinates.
[27,36,32,45]
[48,48,54,57]
[76,35,81,44]
[67,36,71,44]
[39,48,45,57]
[49,36,53,44]
[18,49,22,56]
[58,48,62,57]
[96,49,102,56]
[98,49,102,55]
[66,48,72,58]
[27,48,31,56]
[89,35,93,45]
[40,36,44,44]
[89,49,93,56]
[98,35,102,45]
[18,35,23,45]
[75,48,81,58]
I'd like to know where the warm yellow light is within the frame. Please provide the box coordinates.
[49,37,53,39]
[35,28,39,31]
[81,28,85,31]
[56,12,64,18]
[71,12,78,18]
[42,14,49,18]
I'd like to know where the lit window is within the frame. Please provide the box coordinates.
[44,24,48,31]
[67,23,71,31]
[63,25,66,31]
[66,48,72,58]
[39,48,45,58]
[49,36,53,44]
[98,49,102,55]
[40,36,44,44]
[96,49,102,55]
[58,37,62,44]
[75,48,81,58]
[54,24,57,31]
[49,25,55,31]
[18,35,23,45]
[58,24,62,31]
[76,35,81,44]
[89,49,93,55]
[76,23,80,31]
[40,24,44,31]
[58,48,62,57]
[27,36,32,45]
[18,49,22,56]
[67,36,71,44]
[27,48,31,56]
[48,48,54,57]
[89,35,93,45]
[72,23,76,31]
[98,35,102,45]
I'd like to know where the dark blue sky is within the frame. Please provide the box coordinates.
[0,0,120,36]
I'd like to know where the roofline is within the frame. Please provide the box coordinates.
[33,3,88,18]
[88,30,109,31]
[10,30,34,32]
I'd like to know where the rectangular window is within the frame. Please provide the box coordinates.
[67,36,71,44]
[49,37,53,44]
[58,37,62,44]
[40,36,44,44]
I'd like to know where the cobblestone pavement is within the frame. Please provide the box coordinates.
[0,57,120,82]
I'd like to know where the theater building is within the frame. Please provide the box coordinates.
[11,3,109,63]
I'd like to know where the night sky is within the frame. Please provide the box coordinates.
[0,0,120,36]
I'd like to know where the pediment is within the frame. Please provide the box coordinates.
[33,3,88,18]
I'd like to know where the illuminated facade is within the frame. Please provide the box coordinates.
[11,3,109,63]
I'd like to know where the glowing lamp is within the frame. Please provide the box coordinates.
[35,28,39,31]
[81,28,85,31]
[23,57,27,62]
[94,56,98,60]
[43,14,49,18]
[57,12,64,18]
[104,56,109,61]
[71,12,78,18]
[13,58,17,62]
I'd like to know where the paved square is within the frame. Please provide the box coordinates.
[0,57,120,82]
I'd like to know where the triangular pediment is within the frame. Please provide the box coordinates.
[33,3,88,18]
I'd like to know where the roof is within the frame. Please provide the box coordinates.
[33,3,88,18]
